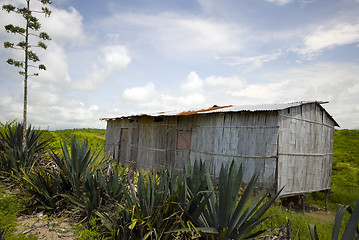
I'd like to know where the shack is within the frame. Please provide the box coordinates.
[101,101,339,197]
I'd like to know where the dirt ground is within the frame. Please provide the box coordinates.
[14,212,76,240]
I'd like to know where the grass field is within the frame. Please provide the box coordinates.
[42,128,106,158]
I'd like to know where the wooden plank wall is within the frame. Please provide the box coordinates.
[104,119,122,160]
[135,116,178,170]
[106,112,280,190]
[177,112,279,189]
[277,103,335,196]
[104,118,139,166]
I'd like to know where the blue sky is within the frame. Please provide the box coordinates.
[0,0,359,129]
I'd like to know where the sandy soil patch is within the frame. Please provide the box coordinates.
[14,212,75,240]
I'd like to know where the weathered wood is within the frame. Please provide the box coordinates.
[104,102,336,197]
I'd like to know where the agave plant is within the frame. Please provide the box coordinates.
[0,120,16,151]
[95,168,181,239]
[49,137,101,199]
[22,168,59,210]
[309,198,359,240]
[172,160,213,228]
[100,165,128,201]
[175,160,282,240]
[0,122,49,177]
[125,170,182,239]
[62,171,107,219]
[20,137,104,213]
[77,165,129,219]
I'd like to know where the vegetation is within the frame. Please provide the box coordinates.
[0,186,38,239]
[42,128,106,158]
[309,199,359,240]
[0,186,19,234]
[308,130,359,210]
[330,130,359,208]
[0,123,358,239]
[0,122,50,179]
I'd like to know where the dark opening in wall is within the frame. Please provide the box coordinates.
[154,117,164,122]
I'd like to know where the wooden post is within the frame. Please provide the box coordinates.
[323,189,333,212]
[325,190,329,212]
[301,195,305,212]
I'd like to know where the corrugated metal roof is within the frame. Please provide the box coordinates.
[101,101,339,126]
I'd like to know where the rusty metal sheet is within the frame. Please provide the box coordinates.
[101,101,338,127]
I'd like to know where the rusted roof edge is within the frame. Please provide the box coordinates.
[100,101,338,127]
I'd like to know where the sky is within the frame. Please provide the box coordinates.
[0,0,359,130]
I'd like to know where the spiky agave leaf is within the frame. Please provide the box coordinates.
[0,123,49,177]
[309,224,320,240]
[48,137,101,198]
[22,168,57,210]
[341,199,359,240]
[196,160,282,240]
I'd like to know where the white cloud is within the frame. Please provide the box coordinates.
[102,12,245,56]
[123,82,157,103]
[205,75,246,93]
[178,93,206,106]
[36,43,70,84]
[174,18,240,53]
[228,81,288,101]
[30,103,107,129]
[296,22,359,56]
[121,82,185,115]
[221,51,282,72]
[121,76,207,113]
[101,45,131,70]
[178,72,206,107]
[264,0,293,5]
[41,6,89,47]
[180,71,204,93]
[72,44,131,91]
